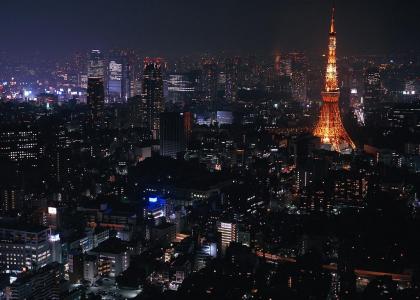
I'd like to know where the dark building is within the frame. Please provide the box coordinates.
[386,104,420,129]
[0,126,42,163]
[142,58,164,139]
[160,112,186,158]
[6,262,62,300]
[201,59,218,103]
[225,57,240,102]
[128,95,148,129]
[183,111,193,148]
[87,77,105,125]
[0,185,24,214]
[363,67,382,126]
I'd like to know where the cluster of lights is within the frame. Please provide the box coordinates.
[402,91,416,95]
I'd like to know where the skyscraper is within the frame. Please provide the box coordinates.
[87,50,106,125]
[363,67,382,126]
[87,78,105,125]
[142,58,164,139]
[201,58,218,103]
[108,60,123,101]
[0,126,41,162]
[121,55,131,101]
[166,74,195,105]
[313,7,355,153]
[217,221,238,256]
[88,50,105,80]
[291,70,307,103]
[290,53,308,103]
[225,57,239,102]
[160,112,186,158]
[107,52,132,102]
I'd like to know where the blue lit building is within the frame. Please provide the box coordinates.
[143,196,167,225]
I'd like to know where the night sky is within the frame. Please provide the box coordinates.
[1,0,419,57]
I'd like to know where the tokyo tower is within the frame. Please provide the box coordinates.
[313,7,356,153]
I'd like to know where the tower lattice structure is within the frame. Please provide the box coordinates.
[313,7,355,152]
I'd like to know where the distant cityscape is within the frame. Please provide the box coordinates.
[0,4,420,300]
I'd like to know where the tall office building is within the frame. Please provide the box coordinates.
[0,126,42,162]
[121,56,132,101]
[108,53,131,102]
[363,67,382,126]
[0,224,52,273]
[183,111,193,148]
[87,78,105,125]
[88,50,105,80]
[6,262,62,300]
[201,59,218,103]
[290,53,309,104]
[166,74,195,105]
[87,50,106,125]
[160,112,186,158]
[128,95,148,129]
[225,57,239,102]
[130,60,143,98]
[217,221,238,256]
[108,60,123,101]
[274,53,282,76]
[142,58,164,139]
[291,70,307,102]
[290,54,308,103]
[364,67,381,96]
[0,185,24,214]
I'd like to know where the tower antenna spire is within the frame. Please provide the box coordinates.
[330,2,336,34]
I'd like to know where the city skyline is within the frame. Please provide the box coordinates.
[0,2,420,299]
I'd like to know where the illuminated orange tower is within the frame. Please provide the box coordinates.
[313,7,355,152]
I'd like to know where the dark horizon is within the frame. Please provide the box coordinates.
[1,0,419,58]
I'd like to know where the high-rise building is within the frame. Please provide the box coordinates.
[128,95,148,129]
[0,126,42,162]
[87,49,106,125]
[363,67,382,126]
[365,67,381,95]
[291,70,308,103]
[6,262,62,300]
[160,112,186,158]
[108,60,123,101]
[201,59,218,103]
[217,221,238,256]
[88,50,105,80]
[107,53,132,102]
[313,7,355,153]
[274,53,282,76]
[225,57,239,102]
[166,74,195,105]
[142,58,164,139]
[0,185,24,214]
[183,111,193,148]
[0,224,52,273]
[194,242,217,271]
[87,78,105,125]
[130,63,143,98]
